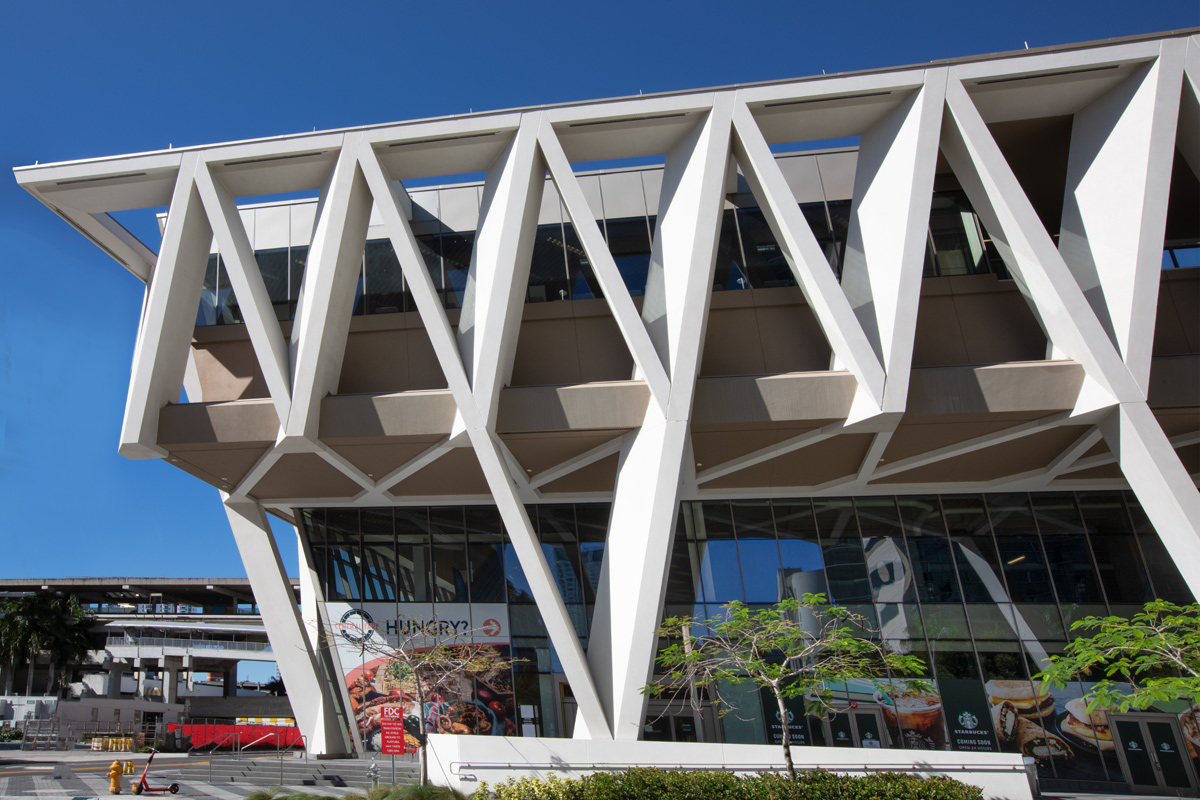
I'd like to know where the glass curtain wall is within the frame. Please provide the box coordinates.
[300,490,1189,775]
[197,182,1016,326]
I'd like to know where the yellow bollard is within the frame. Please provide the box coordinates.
[107,760,124,794]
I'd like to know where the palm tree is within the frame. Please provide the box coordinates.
[0,594,95,696]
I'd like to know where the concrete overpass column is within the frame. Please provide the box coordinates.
[107,661,125,699]
[135,660,147,699]
[182,655,194,691]
[163,659,180,705]
[222,667,235,698]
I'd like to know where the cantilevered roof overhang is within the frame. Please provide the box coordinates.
[14,29,1198,282]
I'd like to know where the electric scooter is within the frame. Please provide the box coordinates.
[130,750,179,794]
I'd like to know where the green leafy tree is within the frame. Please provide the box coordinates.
[643,594,926,780]
[0,594,95,696]
[1035,599,1200,712]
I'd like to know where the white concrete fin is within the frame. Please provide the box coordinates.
[229,448,283,500]
[587,414,692,740]
[731,101,886,410]
[1098,404,1200,600]
[194,160,294,425]
[370,437,456,496]
[940,76,1139,404]
[86,212,158,281]
[870,412,1071,481]
[695,421,848,484]
[285,134,373,444]
[360,131,614,741]
[119,153,210,459]
[457,118,546,430]
[644,97,735,420]
[1057,43,1185,394]
[585,99,736,743]
[1062,429,1200,474]
[840,71,947,413]
[355,141,480,428]
[223,495,350,756]
[527,431,634,489]
[537,122,671,411]
[468,427,613,740]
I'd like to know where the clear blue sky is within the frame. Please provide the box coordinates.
[1,0,1197,583]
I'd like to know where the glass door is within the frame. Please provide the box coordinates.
[1111,713,1198,796]
[824,708,890,748]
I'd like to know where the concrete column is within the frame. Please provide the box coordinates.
[224,497,350,755]
[107,662,124,699]
[223,667,235,698]
[135,660,147,699]
[163,665,178,705]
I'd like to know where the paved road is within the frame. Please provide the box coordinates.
[0,753,364,800]
[0,759,362,799]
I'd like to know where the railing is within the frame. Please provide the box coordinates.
[105,635,272,653]
[204,733,237,783]
[237,731,279,760]
[278,734,308,782]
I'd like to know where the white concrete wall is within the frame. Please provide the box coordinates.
[425,735,1035,800]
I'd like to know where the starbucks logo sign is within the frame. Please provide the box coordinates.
[957,711,978,730]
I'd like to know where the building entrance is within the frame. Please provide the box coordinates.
[1110,713,1198,796]
[824,707,889,749]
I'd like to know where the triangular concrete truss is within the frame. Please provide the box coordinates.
[15,33,1200,748]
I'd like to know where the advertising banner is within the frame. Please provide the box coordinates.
[758,689,811,746]
[939,678,1000,753]
[326,602,516,752]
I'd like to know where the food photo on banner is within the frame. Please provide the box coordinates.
[326,602,516,752]
[980,677,1137,783]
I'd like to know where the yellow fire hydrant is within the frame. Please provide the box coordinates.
[107,760,124,794]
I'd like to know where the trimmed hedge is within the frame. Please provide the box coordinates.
[471,768,984,800]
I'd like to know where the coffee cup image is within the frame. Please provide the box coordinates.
[873,687,947,750]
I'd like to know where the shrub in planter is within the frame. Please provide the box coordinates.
[471,768,984,800]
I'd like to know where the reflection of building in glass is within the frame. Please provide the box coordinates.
[17,30,1199,793]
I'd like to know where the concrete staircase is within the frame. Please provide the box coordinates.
[169,753,420,789]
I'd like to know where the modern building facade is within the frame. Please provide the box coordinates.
[15,29,1200,795]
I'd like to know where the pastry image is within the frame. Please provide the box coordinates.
[1016,718,1074,763]
[990,700,1019,746]
[1059,698,1114,752]
[984,679,1055,722]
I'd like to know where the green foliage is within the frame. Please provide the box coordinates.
[370,784,469,800]
[244,787,464,800]
[0,593,95,694]
[646,596,924,713]
[0,726,23,742]
[642,595,926,779]
[472,769,983,800]
[1035,599,1200,712]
